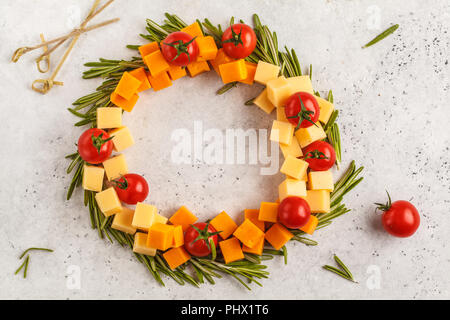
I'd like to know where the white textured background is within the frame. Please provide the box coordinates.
[1,0,449,299]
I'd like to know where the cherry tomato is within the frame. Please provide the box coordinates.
[184,222,220,257]
[284,92,320,129]
[112,174,149,205]
[77,128,113,164]
[376,193,420,237]
[303,141,336,171]
[161,31,199,67]
[222,23,257,59]
[278,196,311,229]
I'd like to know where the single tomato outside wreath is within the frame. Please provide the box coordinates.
[375,192,420,238]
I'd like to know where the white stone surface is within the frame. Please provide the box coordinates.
[0,0,449,299]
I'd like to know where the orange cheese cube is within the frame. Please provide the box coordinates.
[167,64,187,80]
[239,62,257,85]
[299,215,319,235]
[110,92,139,112]
[138,42,159,58]
[265,223,293,250]
[196,36,218,61]
[133,232,157,256]
[219,237,244,264]
[242,236,264,255]
[210,48,235,75]
[258,202,279,223]
[210,211,238,240]
[219,59,247,84]
[233,219,265,248]
[180,22,204,38]
[187,60,210,77]
[147,223,175,251]
[144,50,170,76]
[169,206,198,231]
[129,67,151,92]
[114,72,142,100]
[163,247,191,270]
[147,71,172,91]
[244,209,264,231]
[172,225,184,248]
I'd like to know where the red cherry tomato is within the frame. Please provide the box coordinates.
[184,222,220,257]
[161,31,199,67]
[222,23,257,59]
[77,128,113,164]
[303,141,336,171]
[376,193,420,237]
[284,92,320,129]
[112,174,149,205]
[278,196,311,229]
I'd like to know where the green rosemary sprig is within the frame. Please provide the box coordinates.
[322,254,357,283]
[15,247,53,278]
[362,24,399,48]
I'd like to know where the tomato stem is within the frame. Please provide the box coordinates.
[222,25,244,46]
[287,94,318,130]
[374,190,392,211]
[112,176,128,190]
[190,222,221,252]
[304,150,329,160]
[91,133,113,154]
[163,36,197,63]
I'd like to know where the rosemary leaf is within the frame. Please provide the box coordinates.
[362,24,399,48]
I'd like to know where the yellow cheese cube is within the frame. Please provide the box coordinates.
[95,187,122,217]
[253,89,275,114]
[316,96,335,124]
[153,213,168,225]
[303,190,330,213]
[254,61,280,85]
[277,106,288,122]
[308,170,334,192]
[112,207,136,234]
[270,120,294,145]
[279,136,303,159]
[295,122,327,148]
[96,107,122,129]
[102,154,128,181]
[109,126,135,152]
[133,232,157,256]
[82,164,104,192]
[266,76,294,107]
[132,202,157,231]
[279,178,307,201]
[280,155,309,180]
[286,76,314,94]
